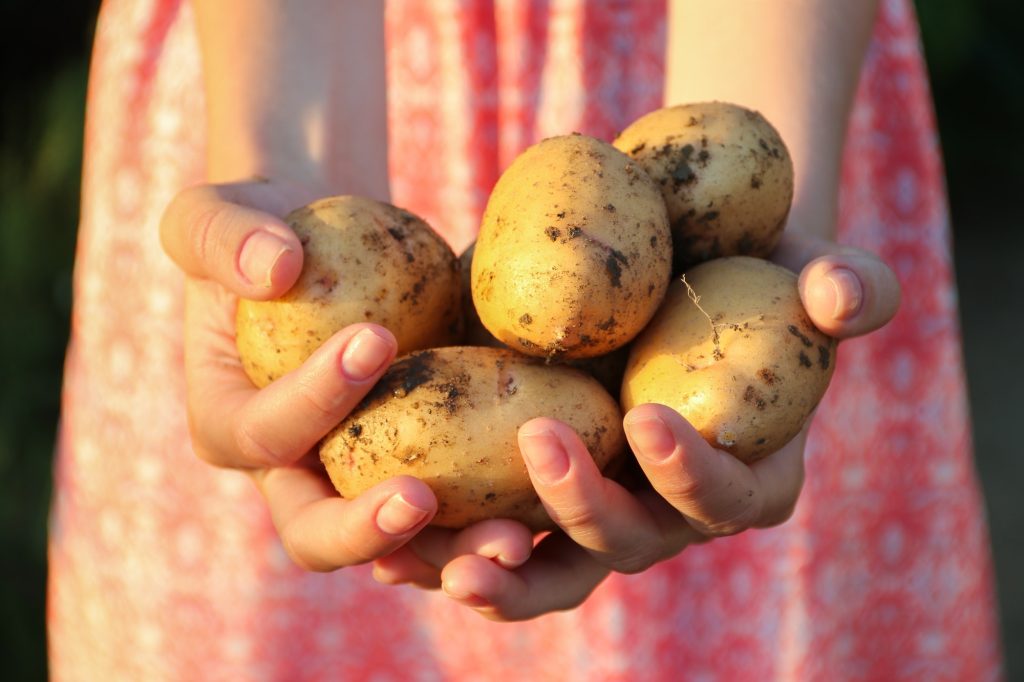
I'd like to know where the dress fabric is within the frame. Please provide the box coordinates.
[49,0,1002,680]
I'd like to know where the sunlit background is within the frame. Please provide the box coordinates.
[1,1,1021,679]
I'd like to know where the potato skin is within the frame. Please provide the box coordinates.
[236,196,462,387]
[613,102,794,273]
[320,347,626,530]
[461,241,629,394]
[621,257,835,463]
[472,134,672,360]
[459,242,502,348]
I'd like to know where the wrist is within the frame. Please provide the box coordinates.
[205,115,390,203]
[787,152,841,241]
[206,125,330,194]
[196,1,390,201]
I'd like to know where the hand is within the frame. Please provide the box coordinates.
[422,231,900,621]
[160,179,535,576]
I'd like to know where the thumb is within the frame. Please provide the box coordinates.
[798,252,901,339]
[160,183,304,299]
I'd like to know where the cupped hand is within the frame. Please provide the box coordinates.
[160,179,535,576]
[427,230,900,621]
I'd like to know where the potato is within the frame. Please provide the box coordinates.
[472,134,672,360]
[458,242,501,348]
[320,346,626,530]
[621,257,835,463]
[462,240,630,394]
[613,102,794,273]
[236,196,462,387]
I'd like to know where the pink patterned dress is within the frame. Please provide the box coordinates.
[50,0,1003,679]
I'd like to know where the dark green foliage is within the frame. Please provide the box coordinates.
[916,2,1024,677]
[1,3,99,678]
[916,0,1024,200]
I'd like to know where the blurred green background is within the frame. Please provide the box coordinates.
[1,1,1021,679]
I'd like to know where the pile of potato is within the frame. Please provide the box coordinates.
[236,102,836,530]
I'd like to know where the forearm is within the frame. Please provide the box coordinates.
[193,1,389,199]
[665,0,879,238]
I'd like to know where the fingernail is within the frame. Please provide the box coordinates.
[495,553,522,569]
[626,415,677,462]
[376,493,430,535]
[442,580,491,607]
[519,427,569,485]
[341,329,394,381]
[239,230,291,288]
[826,268,863,320]
[810,267,863,321]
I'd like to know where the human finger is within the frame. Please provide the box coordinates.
[410,520,535,570]
[623,403,767,537]
[373,519,535,588]
[373,546,443,589]
[160,183,303,299]
[770,232,900,339]
[440,535,610,621]
[798,253,901,339]
[748,426,807,527]
[518,418,667,574]
[189,323,396,469]
[252,468,437,573]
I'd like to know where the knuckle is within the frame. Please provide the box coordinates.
[658,473,717,508]
[233,419,290,469]
[188,202,233,270]
[757,500,799,529]
[279,526,325,573]
[293,374,347,423]
[332,526,381,567]
[692,500,763,538]
[550,502,601,533]
[274,493,382,573]
[609,543,662,575]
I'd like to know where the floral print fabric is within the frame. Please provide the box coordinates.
[49,0,1001,679]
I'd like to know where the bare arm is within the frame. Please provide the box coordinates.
[666,0,880,238]
[158,5,539,576]
[432,3,901,621]
[193,0,390,198]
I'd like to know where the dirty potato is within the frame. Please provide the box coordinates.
[471,134,672,360]
[459,242,502,348]
[320,346,626,530]
[613,102,794,273]
[236,196,462,387]
[461,241,629,394]
[621,257,835,463]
